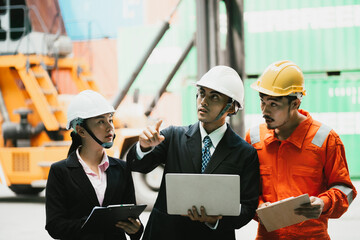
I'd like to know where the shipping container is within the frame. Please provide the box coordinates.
[244,0,360,75]
[117,0,196,125]
[58,0,179,40]
[58,0,144,40]
[72,39,119,98]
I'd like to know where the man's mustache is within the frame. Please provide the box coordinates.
[263,115,274,121]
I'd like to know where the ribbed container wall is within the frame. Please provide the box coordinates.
[244,0,360,75]
[58,0,144,40]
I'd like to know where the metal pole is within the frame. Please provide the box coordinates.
[112,0,182,109]
[225,0,246,137]
[195,0,220,79]
[0,88,10,122]
[195,0,209,78]
[145,35,195,116]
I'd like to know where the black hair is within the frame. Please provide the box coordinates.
[284,95,298,105]
[259,93,298,105]
[67,130,83,157]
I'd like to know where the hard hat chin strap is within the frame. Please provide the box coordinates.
[81,124,116,149]
[215,101,233,121]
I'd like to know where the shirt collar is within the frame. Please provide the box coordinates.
[199,122,227,148]
[76,147,110,175]
[264,109,313,149]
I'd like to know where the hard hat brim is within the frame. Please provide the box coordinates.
[250,81,306,97]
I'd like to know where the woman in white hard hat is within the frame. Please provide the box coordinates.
[126,66,259,240]
[45,90,143,240]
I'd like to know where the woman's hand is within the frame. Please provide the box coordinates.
[115,218,142,234]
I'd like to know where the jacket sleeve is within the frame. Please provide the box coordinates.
[217,145,260,230]
[45,164,84,239]
[126,127,171,173]
[318,132,357,218]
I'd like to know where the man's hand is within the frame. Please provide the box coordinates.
[139,120,165,151]
[185,206,222,225]
[257,202,271,225]
[294,196,324,219]
[258,202,271,209]
[115,218,142,234]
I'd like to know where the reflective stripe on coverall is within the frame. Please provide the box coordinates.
[245,109,357,240]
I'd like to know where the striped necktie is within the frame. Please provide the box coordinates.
[201,136,212,173]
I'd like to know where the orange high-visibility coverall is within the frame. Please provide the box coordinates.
[245,110,357,240]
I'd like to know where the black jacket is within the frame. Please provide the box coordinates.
[45,151,143,240]
[127,123,260,240]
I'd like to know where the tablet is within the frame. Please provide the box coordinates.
[165,173,240,216]
[81,204,147,233]
[256,194,310,232]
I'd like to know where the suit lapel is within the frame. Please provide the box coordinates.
[204,125,238,174]
[67,152,100,206]
[102,158,121,206]
[185,123,202,172]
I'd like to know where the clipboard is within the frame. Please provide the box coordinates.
[81,204,147,233]
[256,194,311,232]
[165,173,241,216]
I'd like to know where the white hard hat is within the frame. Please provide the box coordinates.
[196,65,244,110]
[66,90,115,129]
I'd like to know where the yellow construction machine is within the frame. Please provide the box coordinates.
[0,1,140,195]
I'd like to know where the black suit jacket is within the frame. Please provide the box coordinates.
[45,151,143,240]
[127,123,260,240]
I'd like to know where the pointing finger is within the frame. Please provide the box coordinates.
[155,119,163,132]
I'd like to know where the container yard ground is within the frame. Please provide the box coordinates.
[0,181,359,240]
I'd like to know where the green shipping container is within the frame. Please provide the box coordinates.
[244,0,360,75]
[117,0,196,96]
[244,72,360,178]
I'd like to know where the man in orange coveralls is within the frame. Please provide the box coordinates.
[245,60,357,240]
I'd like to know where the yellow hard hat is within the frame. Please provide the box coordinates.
[251,60,306,97]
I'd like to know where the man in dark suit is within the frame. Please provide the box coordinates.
[127,66,260,240]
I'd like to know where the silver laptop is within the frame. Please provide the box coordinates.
[165,173,240,216]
